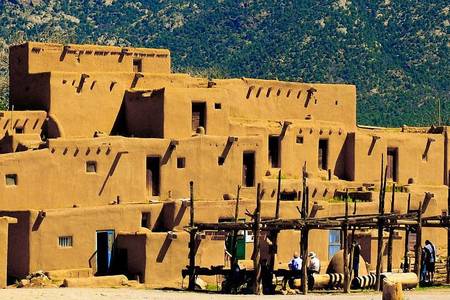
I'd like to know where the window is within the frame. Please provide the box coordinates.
[133,59,142,72]
[268,136,281,168]
[214,103,222,110]
[328,230,341,259]
[280,191,297,201]
[296,136,304,144]
[5,174,17,186]
[192,102,206,133]
[177,157,186,168]
[141,212,151,229]
[15,126,24,134]
[387,148,398,182]
[242,152,255,187]
[146,157,160,197]
[58,236,73,248]
[318,139,328,170]
[86,161,97,173]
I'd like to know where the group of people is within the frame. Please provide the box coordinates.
[421,240,437,283]
[282,251,320,292]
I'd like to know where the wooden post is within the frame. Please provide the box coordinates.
[231,185,241,268]
[252,183,262,295]
[301,175,309,295]
[447,172,450,284]
[414,201,422,278]
[188,181,196,291]
[343,196,350,293]
[268,171,282,292]
[375,162,388,291]
[387,183,396,272]
[403,194,411,273]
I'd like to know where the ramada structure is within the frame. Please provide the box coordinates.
[0,42,448,289]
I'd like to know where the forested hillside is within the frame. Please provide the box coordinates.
[0,0,448,126]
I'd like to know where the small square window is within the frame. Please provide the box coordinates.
[214,103,222,110]
[86,161,97,173]
[58,236,73,248]
[15,126,24,134]
[5,174,17,186]
[141,212,151,228]
[133,59,142,72]
[296,136,304,144]
[177,157,186,169]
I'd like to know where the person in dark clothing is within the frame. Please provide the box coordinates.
[424,240,437,283]
[352,242,361,278]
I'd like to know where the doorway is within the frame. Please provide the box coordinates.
[268,135,281,168]
[318,139,329,170]
[242,152,255,187]
[387,148,398,182]
[146,157,160,197]
[96,230,115,275]
[192,102,206,133]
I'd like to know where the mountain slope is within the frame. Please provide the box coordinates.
[0,0,448,126]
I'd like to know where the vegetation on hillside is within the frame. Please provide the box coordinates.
[0,0,448,126]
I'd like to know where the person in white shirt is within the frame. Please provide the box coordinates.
[307,252,320,275]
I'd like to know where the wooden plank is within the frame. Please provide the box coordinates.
[387,183,396,272]
[188,181,196,291]
[375,162,388,291]
[343,196,350,293]
[414,201,423,278]
[252,183,262,295]
[231,185,241,269]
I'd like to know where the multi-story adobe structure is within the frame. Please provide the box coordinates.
[0,42,448,288]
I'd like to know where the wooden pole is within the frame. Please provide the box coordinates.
[301,175,309,295]
[188,181,196,291]
[343,196,350,293]
[231,185,241,268]
[268,171,282,292]
[252,183,262,295]
[403,194,411,273]
[375,161,387,291]
[447,171,450,284]
[414,201,423,278]
[387,183,396,272]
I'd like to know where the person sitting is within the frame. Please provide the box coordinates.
[282,252,302,293]
[307,252,320,276]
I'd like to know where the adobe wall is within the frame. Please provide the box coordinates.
[213,79,357,130]
[353,128,446,185]
[10,42,171,76]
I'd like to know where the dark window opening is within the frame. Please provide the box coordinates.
[146,157,160,197]
[192,102,206,133]
[296,136,304,144]
[214,103,222,110]
[141,212,151,229]
[5,174,17,186]
[387,148,398,182]
[177,157,186,169]
[133,59,142,72]
[318,139,328,170]
[268,135,281,168]
[280,191,297,201]
[86,161,97,173]
[58,236,73,248]
[242,152,255,187]
[15,126,24,134]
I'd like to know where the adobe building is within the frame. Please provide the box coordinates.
[0,42,448,288]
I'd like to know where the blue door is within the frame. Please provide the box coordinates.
[96,230,115,275]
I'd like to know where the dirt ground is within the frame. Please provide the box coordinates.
[1,288,450,300]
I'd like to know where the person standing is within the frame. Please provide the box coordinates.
[424,240,437,283]
[352,242,361,278]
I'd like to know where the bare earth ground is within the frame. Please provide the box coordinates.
[1,288,450,300]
